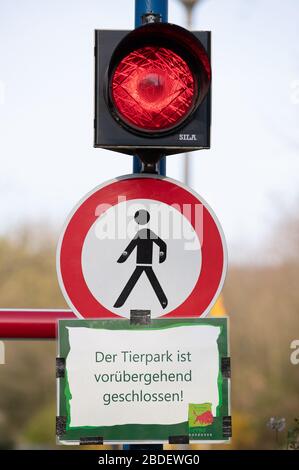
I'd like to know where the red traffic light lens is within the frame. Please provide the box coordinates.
[111,46,195,132]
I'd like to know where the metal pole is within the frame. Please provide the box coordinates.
[126,5,168,448]
[135,0,168,26]
[0,309,75,339]
[133,0,168,176]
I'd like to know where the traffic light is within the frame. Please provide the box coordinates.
[94,22,211,163]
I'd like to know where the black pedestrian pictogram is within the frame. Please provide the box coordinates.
[114,210,168,309]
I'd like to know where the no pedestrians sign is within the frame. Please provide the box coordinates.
[57,175,227,319]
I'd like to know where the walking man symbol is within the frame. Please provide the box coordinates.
[114,210,168,309]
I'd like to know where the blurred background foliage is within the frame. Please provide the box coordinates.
[0,217,298,450]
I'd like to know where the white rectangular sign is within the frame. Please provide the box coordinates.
[57,319,230,444]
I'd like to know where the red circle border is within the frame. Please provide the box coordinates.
[57,176,227,319]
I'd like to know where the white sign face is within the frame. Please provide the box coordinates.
[66,324,220,428]
[81,199,201,318]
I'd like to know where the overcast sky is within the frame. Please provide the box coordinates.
[0,0,298,262]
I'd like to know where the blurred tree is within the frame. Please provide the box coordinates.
[0,226,66,308]
[23,403,56,448]
[0,228,65,447]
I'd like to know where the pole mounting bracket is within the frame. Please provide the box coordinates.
[142,12,162,24]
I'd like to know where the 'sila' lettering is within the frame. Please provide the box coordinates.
[179,134,197,141]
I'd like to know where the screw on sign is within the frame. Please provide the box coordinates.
[57,174,227,320]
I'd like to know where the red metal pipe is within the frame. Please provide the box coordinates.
[0,309,76,339]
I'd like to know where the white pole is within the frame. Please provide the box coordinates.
[177,0,202,186]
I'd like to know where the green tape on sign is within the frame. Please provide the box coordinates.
[57,318,231,444]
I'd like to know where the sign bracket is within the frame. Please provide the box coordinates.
[130,309,151,325]
[168,435,190,444]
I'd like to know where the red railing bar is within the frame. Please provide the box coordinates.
[0,309,76,339]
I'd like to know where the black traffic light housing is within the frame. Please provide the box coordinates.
[94,23,211,164]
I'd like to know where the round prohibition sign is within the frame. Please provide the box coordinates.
[57,175,227,319]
